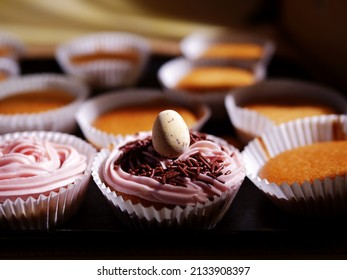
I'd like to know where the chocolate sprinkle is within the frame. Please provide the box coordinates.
[115,132,228,186]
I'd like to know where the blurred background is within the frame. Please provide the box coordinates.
[0,0,346,91]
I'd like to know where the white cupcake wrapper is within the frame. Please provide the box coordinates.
[225,79,347,144]
[0,73,89,134]
[180,30,275,67]
[56,32,151,88]
[0,31,25,60]
[92,133,245,229]
[0,131,96,229]
[242,114,347,216]
[76,88,211,149]
[158,57,266,119]
[0,58,20,80]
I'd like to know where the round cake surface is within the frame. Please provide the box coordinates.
[0,71,7,81]
[259,141,347,185]
[244,100,336,125]
[201,43,264,60]
[0,45,13,57]
[0,136,87,202]
[176,66,255,92]
[103,131,245,208]
[70,49,139,65]
[0,89,74,114]
[93,104,198,135]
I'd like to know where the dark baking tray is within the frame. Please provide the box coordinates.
[0,55,347,259]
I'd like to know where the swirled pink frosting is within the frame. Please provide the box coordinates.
[103,132,245,206]
[0,136,87,202]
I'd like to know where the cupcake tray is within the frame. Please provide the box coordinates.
[1,55,347,259]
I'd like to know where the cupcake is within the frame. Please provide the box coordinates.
[92,109,245,229]
[0,31,25,60]
[0,74,89,133]
[158,57,265,119]
[180,30,275,67]
[242,114,347,217]
[76,89,210,149]
[0,58,19,82]
[0,131,96,229]
[225,79,347,144]
[56,32,151,88]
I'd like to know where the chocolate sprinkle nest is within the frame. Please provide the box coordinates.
[114,132,231,186]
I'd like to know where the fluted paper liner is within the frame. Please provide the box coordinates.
[180,29,275,67]
[225,79,347,144]
[76,88,211,149]
[0,58,19,80]
[0,74,89,133]
[0,131,96,229]
[56,32,151,88]
[92,133,245,229]
[242,114,347,216]
[158,56,266,119]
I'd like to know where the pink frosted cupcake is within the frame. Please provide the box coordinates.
[0,131,96,229]
[92,110,245,229]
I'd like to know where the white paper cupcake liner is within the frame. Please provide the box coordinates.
[56,32,151,88]
[0,31,25,60]
[158,56,266,119]
[76,88,211,149]
[0,73,89,134]
[0,131,96,230]
[242,114,347,216]
[225,79,347,144]
[0,58,20,80]
[92,133,245,229]
[180,29,275,67]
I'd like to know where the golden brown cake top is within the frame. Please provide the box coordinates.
[0,89,75,114]
[0,45,13,57]
[175,66,255,92]
[0,71,8,81]
[70,49,140,64]
[244,99,336,125]
[201,43,264,60]
[92,103,198,135]
[259,141,347,185]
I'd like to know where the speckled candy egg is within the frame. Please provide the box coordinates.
[152,109,190,158]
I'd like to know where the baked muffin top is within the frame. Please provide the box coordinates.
[0,89,74,114]
[244,98,336,125]
[201,43,264,60]
[0,71,7,81]
[70,49,140,64]
[176,66,255,92]
[92,104,198,135]
[259,141,347,185]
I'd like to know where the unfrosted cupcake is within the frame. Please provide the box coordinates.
[225,79,347,143]
[0,74,89,133]
[158,57,265,119]
[242,114,347,217]
[76,89,210,149]
[92,110,245,229]
[180,30,275,67]
[0,31,24,60]
[56,32,151,88]
[0,131,96,229]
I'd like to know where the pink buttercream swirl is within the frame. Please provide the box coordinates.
[103,132,245,206]
[0,136,87,202]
